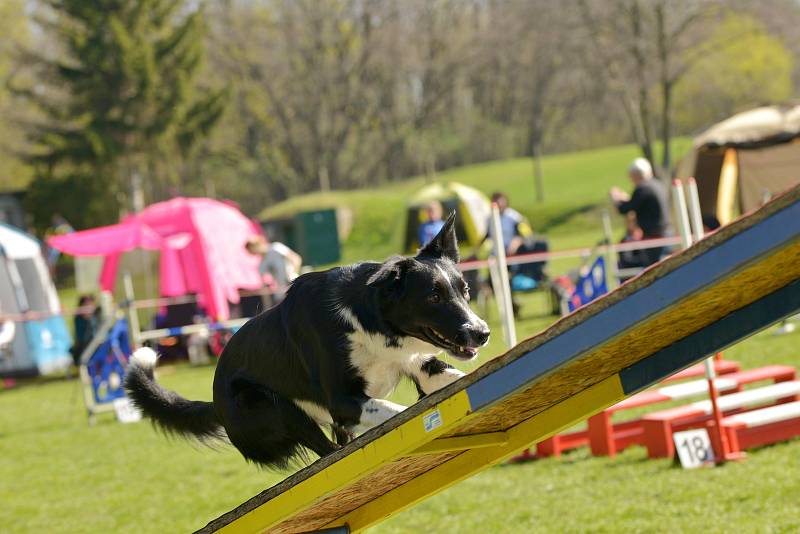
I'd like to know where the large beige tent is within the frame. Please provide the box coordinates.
[676,103,800,224]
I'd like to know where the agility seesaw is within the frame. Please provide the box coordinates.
[198,184,800,534]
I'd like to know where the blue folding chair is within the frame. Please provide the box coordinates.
[80,318,135,423]
[567,257,608,313]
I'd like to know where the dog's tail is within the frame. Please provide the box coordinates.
[124,347,224,442]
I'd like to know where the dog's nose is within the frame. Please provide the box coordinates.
[468,324,490,346]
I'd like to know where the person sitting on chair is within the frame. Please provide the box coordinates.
[477,192,550,316]
[481,192,549,283]
[617,212,648,280]
[484,192,530,256]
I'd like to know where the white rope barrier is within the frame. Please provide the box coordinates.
[456,236,681,273]
[136,317,251,342]
[2,235,680,324]
[127,286,282,310]
[0,305,97,323]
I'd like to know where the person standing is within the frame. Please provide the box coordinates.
[0,304,16,387]
[71,295,98,367]
[609,158,671,266]
[45,214,74,276]
[0,308,14,350]
[246,236,302,304]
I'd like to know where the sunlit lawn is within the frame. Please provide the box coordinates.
[375,323,800,534]
[6,141,799,532]
[2,295,799,533]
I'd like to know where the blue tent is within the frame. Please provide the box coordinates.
[0,223,72,376]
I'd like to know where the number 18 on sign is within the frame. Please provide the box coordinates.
[673,428,715,469]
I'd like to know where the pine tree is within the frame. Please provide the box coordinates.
[0,0,33,190]
[19,0,226,230]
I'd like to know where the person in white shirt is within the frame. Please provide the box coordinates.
[0,309,14,351]
[246,236,303,302]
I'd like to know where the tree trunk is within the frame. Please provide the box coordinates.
[532,140,544,203]
[630,0,656,173]
[528,104,546,203]
[661,79,672,173]
[425,152,437,184]
[130,167,145,213]
[656,3,672,174]
[318,166,330,192]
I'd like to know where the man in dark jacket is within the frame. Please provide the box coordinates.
[609,158,671,266]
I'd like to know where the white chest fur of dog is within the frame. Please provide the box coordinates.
[338,304,453,396]
[346,329,439,398]
[291,305,464,431]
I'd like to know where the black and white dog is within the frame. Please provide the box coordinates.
[125,213,489,468]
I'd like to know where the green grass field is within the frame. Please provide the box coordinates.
[2,298,799,533]
[4,140,799,533]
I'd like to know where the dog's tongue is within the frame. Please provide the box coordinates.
[464,347,478,357]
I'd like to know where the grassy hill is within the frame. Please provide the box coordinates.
[260,140,692,264]
[19,139,800,534]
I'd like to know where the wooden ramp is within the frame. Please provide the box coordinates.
[199,185,800,534]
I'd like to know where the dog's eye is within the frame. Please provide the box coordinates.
[429,293,441,304]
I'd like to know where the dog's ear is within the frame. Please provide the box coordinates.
[367,257,414,291]
[418,211,459,263]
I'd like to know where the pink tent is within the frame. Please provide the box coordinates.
[49,197,263,320]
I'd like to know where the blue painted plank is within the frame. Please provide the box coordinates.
[619,279,800,394]
[466,199,800,411]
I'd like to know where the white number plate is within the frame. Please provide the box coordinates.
[114,397,143,424]
[673,428,715,469]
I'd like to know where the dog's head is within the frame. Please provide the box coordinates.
[367,212,490,360]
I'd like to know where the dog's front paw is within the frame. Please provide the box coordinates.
[359,398,407,428]
[332,425,355,445]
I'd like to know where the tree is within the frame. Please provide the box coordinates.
[14,0,225,230]
[125,0,800,214]
[577,0,717,174]
[673,13,793,131]
[474,1,580,202]
[0,0,33,190]
[211,0,397,195]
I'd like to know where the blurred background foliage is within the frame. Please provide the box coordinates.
[0,0,797,231]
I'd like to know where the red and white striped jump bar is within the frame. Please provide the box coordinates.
[611,365,797,412]
[457,236,681,272]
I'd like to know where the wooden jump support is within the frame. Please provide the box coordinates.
[198,185,800,534]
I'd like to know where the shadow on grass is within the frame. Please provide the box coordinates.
[0,417,91,438]
[516,308,558,321]
[0,372,81,394]
[493,444,672,470]
[538,203,598,234]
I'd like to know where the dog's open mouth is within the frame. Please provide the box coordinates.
[425,328,480,360]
